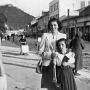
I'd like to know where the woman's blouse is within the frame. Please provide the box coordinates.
[39,32,66,66]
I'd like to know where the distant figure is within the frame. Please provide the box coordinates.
[0,31,3,42]
[7,35,10,41]
[69,31,85,75]
[11,33,15,41]
[19,35,26,45]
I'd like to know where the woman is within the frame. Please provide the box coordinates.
[69,31,85,75]
[39,18,66,90]
[19,35,26,45]
[53,38,77,90]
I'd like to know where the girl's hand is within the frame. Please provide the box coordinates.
[63,62,68,66]
[51,52,57,59]
[56,57,61,66]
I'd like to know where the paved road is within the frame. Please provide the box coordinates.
[1,40,42,90]
[1,40,90,90]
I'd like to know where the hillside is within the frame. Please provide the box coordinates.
[0,4,34,29]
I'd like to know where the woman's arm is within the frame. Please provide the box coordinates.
[80,39,85,50]
[39,33,46,55]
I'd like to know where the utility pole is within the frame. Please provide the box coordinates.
[67,9,70,42]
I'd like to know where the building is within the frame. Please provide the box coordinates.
[31,11,49,38]
[49,0,59,19]
[31,17,39,38]
[61,4,90,41]
[38,11,49,34]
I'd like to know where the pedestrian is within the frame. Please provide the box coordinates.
[39,18,66,90]
[0,36,7,90]
[52,38,77,90]
[0,30,3,42]
[19,35,27,54]
[69,31,85,75]
[19,35,26,45]
[12,33,15,41]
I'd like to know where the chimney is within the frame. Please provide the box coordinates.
[88,1,90,6]
[80,1,85,8]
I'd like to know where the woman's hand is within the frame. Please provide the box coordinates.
[53,58,57,65]
[69,64,75,68]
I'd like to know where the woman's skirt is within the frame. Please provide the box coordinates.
[41,62,55,90]
[0,75,7,90]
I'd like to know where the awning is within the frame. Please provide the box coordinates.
[76,23,84,27]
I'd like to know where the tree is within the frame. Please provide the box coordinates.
[0,12,7,33]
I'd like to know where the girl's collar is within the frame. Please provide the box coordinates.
[59,48,70,55]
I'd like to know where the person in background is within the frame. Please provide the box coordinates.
[0,31,3,42]
[19,35,26,45]
[69,31,85,75]
[39,18,66,90]
[53,38,77,90]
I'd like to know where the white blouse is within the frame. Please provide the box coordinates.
[39,32,66,66]
[55,51,75,64]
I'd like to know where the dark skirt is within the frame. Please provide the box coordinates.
[59,66,77,90]
[41,62,55,90]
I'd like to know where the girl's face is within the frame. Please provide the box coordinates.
[58,41,66,53]
[50,21,58,34]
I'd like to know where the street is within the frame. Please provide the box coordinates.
[1,40,90,90]
[1,40,41,90]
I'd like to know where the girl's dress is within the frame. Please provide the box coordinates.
[55,50,77,90]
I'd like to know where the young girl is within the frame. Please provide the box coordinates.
[52,38,77,90]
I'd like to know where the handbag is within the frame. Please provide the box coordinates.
[36,59,43,74]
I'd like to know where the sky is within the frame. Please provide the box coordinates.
[0,0,90,17]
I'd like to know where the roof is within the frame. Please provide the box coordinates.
[31,16,40,25]
[76,6,88,12]
[38,11,49,20]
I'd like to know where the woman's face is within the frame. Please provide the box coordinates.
[58,41,66,52]
[50,21,58,34]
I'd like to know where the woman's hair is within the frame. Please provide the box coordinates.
[56,38,68,52]
[48,18,62,32]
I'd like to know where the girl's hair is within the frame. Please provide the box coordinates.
[48,18,62,32]
[56,38,68,52]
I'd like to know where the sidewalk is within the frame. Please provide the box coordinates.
[1,40,90,90]
[1,40,41,69]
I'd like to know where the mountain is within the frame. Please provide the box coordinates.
[0,4,35,30]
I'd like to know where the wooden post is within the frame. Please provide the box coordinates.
[67,9,70,43]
